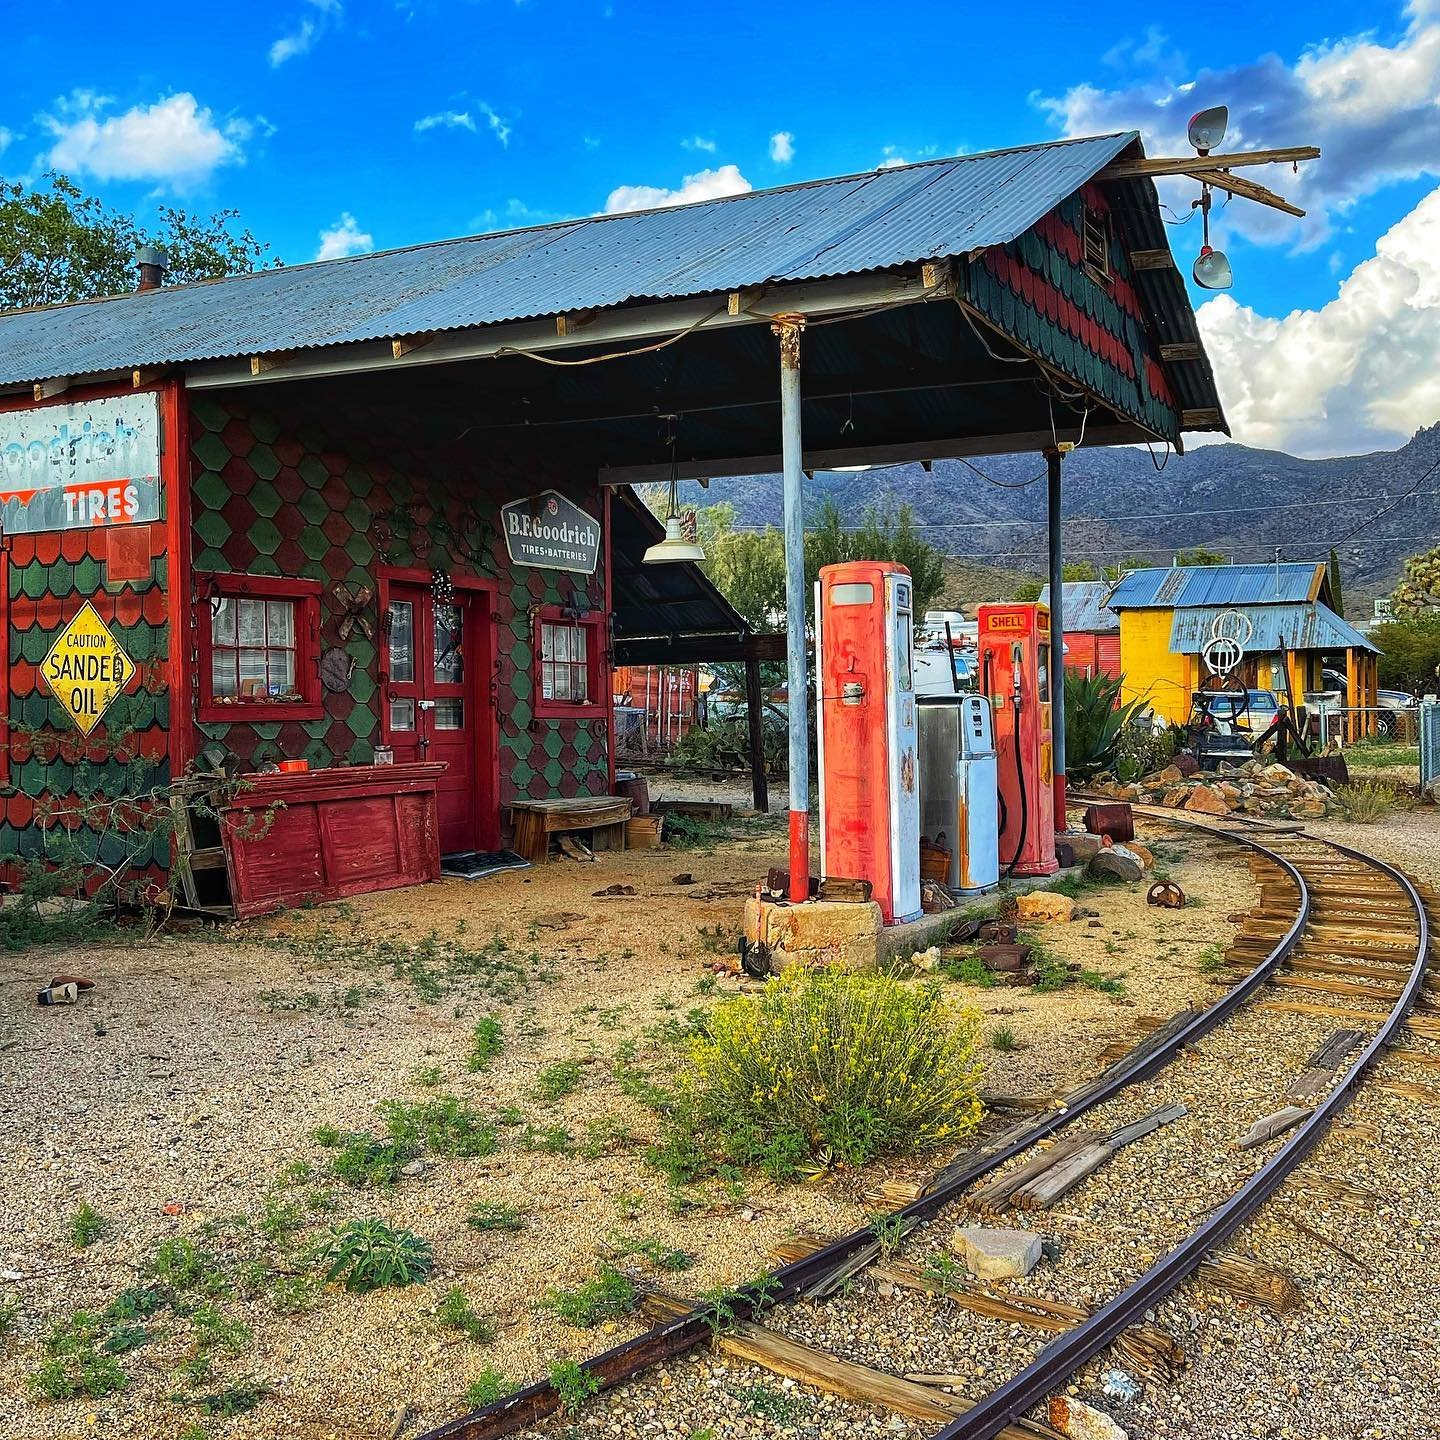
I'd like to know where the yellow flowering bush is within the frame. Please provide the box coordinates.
[677,967,984,1175]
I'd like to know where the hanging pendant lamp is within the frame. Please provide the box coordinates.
[643,417,705,564]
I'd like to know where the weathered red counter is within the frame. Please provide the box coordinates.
[219,762,445,918]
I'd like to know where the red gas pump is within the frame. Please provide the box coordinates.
[977,603,1057,877]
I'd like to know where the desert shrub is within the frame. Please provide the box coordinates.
[1112,716,1181,782]
[1334,780,1402,824]
[675,968,983,1172]
[380,1096,497,1158]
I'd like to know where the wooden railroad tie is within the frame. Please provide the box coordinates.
[766,1238,1183,1383]
[639,1290,1059,1439]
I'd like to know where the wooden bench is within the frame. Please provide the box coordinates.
[510,797,633,864]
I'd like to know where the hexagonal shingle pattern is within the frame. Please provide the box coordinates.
[188,397,609,806]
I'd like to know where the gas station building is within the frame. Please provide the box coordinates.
[0,132,1223,909]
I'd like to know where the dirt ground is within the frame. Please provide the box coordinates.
[0,790,1267,1440]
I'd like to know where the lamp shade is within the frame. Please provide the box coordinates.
[642,515,706,564]
[1193,245,1233,290]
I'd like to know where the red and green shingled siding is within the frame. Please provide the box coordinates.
[1,526,172,870]
[966,185,1179,440]
[185,394,612,805]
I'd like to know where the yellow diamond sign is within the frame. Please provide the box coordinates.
[41,601,137,736]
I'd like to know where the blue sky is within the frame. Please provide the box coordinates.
[3,0,1437,457]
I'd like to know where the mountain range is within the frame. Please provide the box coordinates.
[691,423,1440,618]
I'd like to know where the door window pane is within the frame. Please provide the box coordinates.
[434,604,464,684]
[389,698,416,731]
[387,600,415,683]
[434,698,465,730]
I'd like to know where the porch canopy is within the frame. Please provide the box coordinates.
[0,130,1227,889]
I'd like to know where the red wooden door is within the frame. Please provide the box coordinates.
[383,584,485,855]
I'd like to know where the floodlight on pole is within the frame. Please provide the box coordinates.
[1187,105,1229,155]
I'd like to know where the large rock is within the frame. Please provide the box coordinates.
[1289,797,1326,818]
[1124,841,1155,870]
[1016,891,1076,924]
[950,1225,1042,1280]
[1087,846,1145,883]
[1059,832,1110,864]
[1048,1397,1128,1440]
[1152,764,1185,785]
[1184,784,1231,815]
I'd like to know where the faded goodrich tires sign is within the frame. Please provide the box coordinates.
[0,392,162,534]
[499,489,601,574]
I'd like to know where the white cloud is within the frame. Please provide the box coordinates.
[415,101,509,146]
[416,110,477,133]
[270,0,341,65]
[769,130,794,165]
[41,92,250,187]
[1036,1,1440,246]
[1197,186,1440,456]
[682,135,717,153]
[604,164,751,214]
[877,143,937,170]
[315,212,374,261]
[0,127,12,154]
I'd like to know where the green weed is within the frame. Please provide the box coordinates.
[468,1016,504,1072]
[465,1202,525,1232]
[534,1059,582,1102]
[549,1359,600,1415]
[541,1266,637,1327]
[988,1024,1020,1052]
[463,1369,512,1407]
[314,1219,433,1292]
[69,1201,108,1248]
[436,1287,495,1343]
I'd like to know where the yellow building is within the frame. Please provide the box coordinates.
[1105,563,1380,734]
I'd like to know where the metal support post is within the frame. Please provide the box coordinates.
[1045,446,1068,824]
[773,313,809,901]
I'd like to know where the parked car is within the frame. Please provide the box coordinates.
[1321,667,1416,735]
[1200,689,1282,735]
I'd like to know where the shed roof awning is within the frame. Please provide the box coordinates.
[1169,602,1378,656]
[609,487,782,666]
[1038,580,1119,632]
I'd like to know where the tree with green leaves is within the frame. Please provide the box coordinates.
[1327,548,1345,615]
[1371,617,1440,693]
[1174,546,1228,567]
[802,500,946,618]
[1,172,275,313]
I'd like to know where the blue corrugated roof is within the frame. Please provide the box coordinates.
[1038,580,1119,632]
[1170,602,1377,655]
[0,134,1139,386]
[1107,564,1325,610]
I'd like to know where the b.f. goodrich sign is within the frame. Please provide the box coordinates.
[500,491,600,574]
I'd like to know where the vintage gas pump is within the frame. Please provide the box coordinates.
[977,602,1057,877]
[816,561,921,924]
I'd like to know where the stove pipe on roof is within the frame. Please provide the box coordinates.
[136,246,169,292]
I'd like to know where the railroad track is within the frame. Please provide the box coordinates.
[419,815,1434,1440]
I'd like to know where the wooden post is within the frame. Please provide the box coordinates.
[1346,648,1359,744]
[745,652,769,814]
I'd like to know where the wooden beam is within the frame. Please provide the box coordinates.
[1181,407,1224,430]
[745,654,769,815]
[598,423,1150,485]
[32,377,70,401]
[131,367,165,388]
[727,285,768,317]
[1189,169,1304,218]
[555,309,598,337]
[1159,343,1202,363]
[921,258,954,295]
[1130,249,1177,271]
[1099,146,1320,180]
[249,352,294,376]
[391,333,435,359]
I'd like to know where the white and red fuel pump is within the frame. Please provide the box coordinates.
[815,561,922,924]
[977,602,1058,877]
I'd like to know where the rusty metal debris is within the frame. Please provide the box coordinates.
[1146,881,1186,908]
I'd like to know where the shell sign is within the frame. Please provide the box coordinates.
[40,603,137,735]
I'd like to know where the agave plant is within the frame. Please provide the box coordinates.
[1063,671,1144,779]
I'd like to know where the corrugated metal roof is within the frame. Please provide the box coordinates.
[1170,602,1377,655]
[1108,564,1324,610]
[0,133,1140,386]
[1037,580,1118,632]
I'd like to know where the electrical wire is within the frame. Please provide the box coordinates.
[494,305,727,367]
[1306,455,1440,558]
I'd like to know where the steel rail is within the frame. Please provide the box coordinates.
[932,832,1430,1440]
[419,814,1310,1440]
